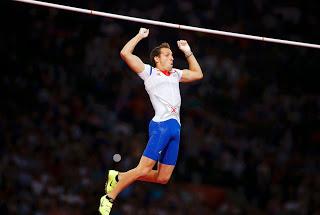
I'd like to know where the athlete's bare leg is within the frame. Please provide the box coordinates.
[107,156,156,200]
[135,162,175,184]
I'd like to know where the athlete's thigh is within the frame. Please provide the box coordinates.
[143,121,171,162]
[159,128,180,165]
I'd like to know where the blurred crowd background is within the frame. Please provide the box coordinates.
[1,0,320,214]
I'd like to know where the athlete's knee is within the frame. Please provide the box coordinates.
[157,174,171,184]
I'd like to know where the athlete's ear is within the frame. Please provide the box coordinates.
[154,56,160,64]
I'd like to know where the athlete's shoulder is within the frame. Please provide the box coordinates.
[171,68,180,73]
[171,68,183,78]
[138,64,153,80]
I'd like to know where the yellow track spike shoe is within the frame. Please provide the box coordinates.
[99,195,113,215]
[105,170,119,193]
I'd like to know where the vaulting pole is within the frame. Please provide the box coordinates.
[13,0,320,49]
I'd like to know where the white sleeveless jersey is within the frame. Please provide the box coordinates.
[138,64,183,124]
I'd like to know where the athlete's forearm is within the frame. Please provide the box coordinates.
[119,28,149,73]
[187,54,203,77]
[120,34,144,57]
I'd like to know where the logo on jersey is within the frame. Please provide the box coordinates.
[170,106,177,113]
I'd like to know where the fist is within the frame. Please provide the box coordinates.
[177,40,191,54]
[138,28,149,38]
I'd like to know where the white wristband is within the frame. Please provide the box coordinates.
[185,51,193,58]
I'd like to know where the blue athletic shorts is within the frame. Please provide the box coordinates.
[143,119,181,166]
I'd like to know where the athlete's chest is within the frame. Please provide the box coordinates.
[144,69,180,92]
[151,71,179,84]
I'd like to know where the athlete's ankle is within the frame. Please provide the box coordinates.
[106,194,115,203]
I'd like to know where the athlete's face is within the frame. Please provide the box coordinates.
[156,48,174,71]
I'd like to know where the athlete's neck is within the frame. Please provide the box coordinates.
[156,67,171,76]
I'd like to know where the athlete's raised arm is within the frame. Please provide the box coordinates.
[177,40,203,82]
[120,28,149,73]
